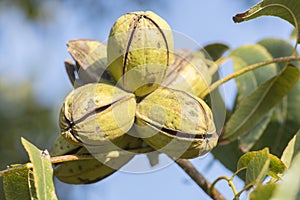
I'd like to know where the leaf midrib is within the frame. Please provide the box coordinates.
[228,71,279,137]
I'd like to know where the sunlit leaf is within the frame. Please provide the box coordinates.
[245,148,270,185]
[231,56,257,101]
[3,166,31,200]
[223,65,300,142]
[28,169,37,199]
[237,151,260,170]
[21,138,58,200]
[233,0,300,43]
[267,154,287,179]
[237,149,286,180]
[230,44,277,88]
[271,153,300,200]
[281,129,300,168]
[250,184,277,200]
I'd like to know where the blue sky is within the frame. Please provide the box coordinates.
[0,0,293,199]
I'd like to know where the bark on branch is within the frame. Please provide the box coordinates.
[175,159,226,200]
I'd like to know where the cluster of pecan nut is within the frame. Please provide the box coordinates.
[51,11,218,184]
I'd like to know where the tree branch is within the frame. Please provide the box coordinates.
[174,159,226,200]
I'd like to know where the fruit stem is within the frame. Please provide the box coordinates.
[210,175,238,198]
[0,146,153,176]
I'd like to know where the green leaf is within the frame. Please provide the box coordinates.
[281,129,300,168]
[252,73,300,157]
[230,44,277,88]
[253,117,298,158]
[237,149,286,179]
[251,39,300,157]
[267,154,286,178]
[233,0,300,43]
[239,114,272,152]
[203,43,229,61]
[271,153,300,200]
[28,170,37,199]
[245,148,270,185]
[237,151,261,170]
[250,184,277,200]
[230,56,258,101]
[21,138,58,200]
[258,38,300,69]
[258,38,293,124]
[3,166,31,200]
[228,45,277,148]
[223,65,300,141]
